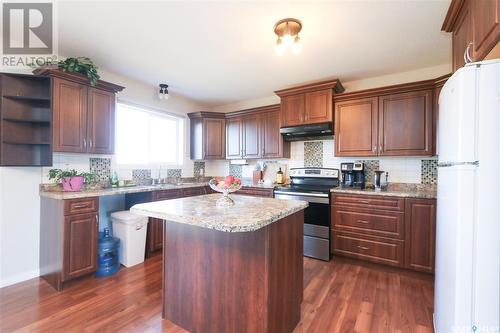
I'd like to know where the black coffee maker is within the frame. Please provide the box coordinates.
[340,163,354,187]
[340,162,365,189]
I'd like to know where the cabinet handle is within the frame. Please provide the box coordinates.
[73,204,88,209]
[89,139,93,149]
[357,246,370,250]
[96,214,99,226]
[464,42,473,64]
[357,220,369,224]
[358,200,370,204]
[83,138,87,148]
[373,145,376,152]
[262,147,265,156]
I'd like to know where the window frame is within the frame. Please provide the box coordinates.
[115,101,185,168]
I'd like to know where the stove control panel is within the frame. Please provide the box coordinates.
[289,168,339,178]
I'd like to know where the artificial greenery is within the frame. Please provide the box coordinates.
[56,57,100,86]
[48,169,98,184]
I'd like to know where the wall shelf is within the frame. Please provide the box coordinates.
[0,73,53,166]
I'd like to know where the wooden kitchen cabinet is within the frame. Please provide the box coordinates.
[33,68,124,154]
[331,193,437,273]
[275,79,344,128]
[87,88,115,154]
[334,77,446,157]
[241,113,261,159]
[40,197,99,291]
[443,0,500,72]
[334,97,378,156]
[52,78,88,153]
[63,212,99,281]
[188,112,225,160]
[378,90,433,156]
[262,106,290,158]
[404,198,436,273]
[146,218,164,255]
[226,117,243,159]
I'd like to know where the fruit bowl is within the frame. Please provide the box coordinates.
[209,176,242,207]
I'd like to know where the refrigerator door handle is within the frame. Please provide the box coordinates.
[438,161,479,167]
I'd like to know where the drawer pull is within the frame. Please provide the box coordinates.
[358,200,370,204]
[73,204,88,209]
[357,220,369,224]
[357,246,370,250]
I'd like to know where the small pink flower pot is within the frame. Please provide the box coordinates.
[61,176,84,192]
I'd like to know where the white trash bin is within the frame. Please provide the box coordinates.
[111,211,149,267]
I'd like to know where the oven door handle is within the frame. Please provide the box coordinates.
[274,192,330,204]
[273,191,329,198]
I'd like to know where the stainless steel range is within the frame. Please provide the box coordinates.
[274,167,339,261]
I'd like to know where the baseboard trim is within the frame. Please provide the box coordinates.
[0,269,39,288]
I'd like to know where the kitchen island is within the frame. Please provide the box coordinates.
[131,194,308,333]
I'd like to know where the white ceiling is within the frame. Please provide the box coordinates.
[58,1,451,107]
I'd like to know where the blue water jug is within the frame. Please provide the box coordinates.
[96,228,120,277]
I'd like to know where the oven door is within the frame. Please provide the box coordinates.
[274,191,331,261]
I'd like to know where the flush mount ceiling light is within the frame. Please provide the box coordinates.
[274,18,302,55]
[158,84,169,100]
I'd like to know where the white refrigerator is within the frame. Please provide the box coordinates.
[434,59,500,333]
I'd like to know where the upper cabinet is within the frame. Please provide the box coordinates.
[221,105,289,160]
[275,79,344,128]
[334,76,449,157]
[33,68,124,154]
[442,0,500,72]
[188,112,226,160]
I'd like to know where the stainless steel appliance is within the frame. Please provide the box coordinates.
[340,162,354,187]
[274,167,339,261]
[340,162,365,189]
[279,123,333,141]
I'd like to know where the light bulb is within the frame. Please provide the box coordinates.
[158,92,164,99]
[282,34,293,46]
[292,35,301,54]
[164,92,169,100]
[275,37,285,55]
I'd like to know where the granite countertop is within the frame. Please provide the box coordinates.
[130,194,308,232]
[331,184,437,199]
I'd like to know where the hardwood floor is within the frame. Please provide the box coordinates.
[0,255,434,333]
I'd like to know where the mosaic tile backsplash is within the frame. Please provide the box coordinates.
[229,164,242,178]
[194,161,205,178]
[132,169,151,180]
[356,160,380,184]
[167,169,182,178]
[90,158,111,182]
[421,159,438,184]
[304,141,323,167]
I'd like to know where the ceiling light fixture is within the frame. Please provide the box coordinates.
[158,84,169,100]
[274,18,302,55]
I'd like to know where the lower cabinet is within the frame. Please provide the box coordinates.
[40,197,99,291]
[404,198,436,273]
[331,194,436,273]
[146,218,164,256]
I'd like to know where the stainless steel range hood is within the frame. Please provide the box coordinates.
[280,123,333,141]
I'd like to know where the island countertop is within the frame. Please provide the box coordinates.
[130,193,308,232]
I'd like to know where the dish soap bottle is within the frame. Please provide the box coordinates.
[276,167,284,184]
[110,171,119,187]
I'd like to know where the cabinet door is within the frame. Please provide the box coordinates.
[52,78,87,153]
[262,108,289,158]
[242,113,261,159]
[203,118,225,159]
[281,94,305,127]
[378,90,433,156]
[146,218,164,256]
[405,199,436,273]
[334,97,378,157]
[452,0,473,71]
[472,0,500,61]
[226,117,243,159]
[87,88,115,154]
[304,89,333,124]
[63,213,98,281]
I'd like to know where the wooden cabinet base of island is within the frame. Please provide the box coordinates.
[332,194,436,273]
[40,197,99,291]
[162,211,303,333]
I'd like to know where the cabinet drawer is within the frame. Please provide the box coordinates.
[332,207,404,239]
[332,231,404,267]
[236,187,274,197]
[153,189,179,201]
[180,186,206,197]
[64,197,98,215]
[332,194,404,211]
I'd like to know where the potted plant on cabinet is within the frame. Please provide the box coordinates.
[48,169,98,192]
